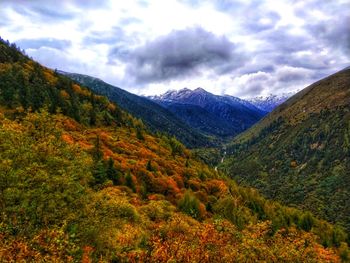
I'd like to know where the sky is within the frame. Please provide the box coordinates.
[0,0,349,98]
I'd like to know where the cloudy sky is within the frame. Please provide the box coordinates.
[1,0,349,98]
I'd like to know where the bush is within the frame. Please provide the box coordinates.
[213,197,252,229]
[178,191,204,220]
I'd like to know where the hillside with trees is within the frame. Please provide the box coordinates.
[60,71,215,148]
[222,68,350,234]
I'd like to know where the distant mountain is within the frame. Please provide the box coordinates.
[223,67,350,231]
[248,93,293,112]
[59,72,214,148]
[149,88,266,139]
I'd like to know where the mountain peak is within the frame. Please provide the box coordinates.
[193,87,207,93]
[150,87,213,103]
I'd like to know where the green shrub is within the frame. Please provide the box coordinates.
[178,191,202,219]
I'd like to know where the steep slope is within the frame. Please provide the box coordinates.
[223,67,350,232]
[248,93,293,112]
[0,41,128,128]
[1,37,348,262]
[60,72,214,148]
[161,102,235,136]
[150,88,266,138]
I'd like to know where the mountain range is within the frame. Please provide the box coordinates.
[149,88,266,139]
[61,73,284,144]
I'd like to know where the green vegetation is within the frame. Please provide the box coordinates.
[178,191,203,219]
[223,68,350,234]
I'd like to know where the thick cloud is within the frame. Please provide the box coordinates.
[110,27,245,84]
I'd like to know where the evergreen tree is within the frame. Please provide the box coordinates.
[92,160,108,185]
[146,160,153,172]
[125,170,136,192]
[92,135,103,161]
[89,93,97,126]
[299,212,314,231]
[106,157,120,185]
[136,126,144,141]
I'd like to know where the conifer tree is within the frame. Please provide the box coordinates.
[106,157,120,185]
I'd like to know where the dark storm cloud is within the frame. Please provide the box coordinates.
[110,27,244,84]
[16,38,72,50]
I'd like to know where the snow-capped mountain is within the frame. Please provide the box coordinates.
[248,93,294,112]
[149,88,266,138]
[151,87,261,111]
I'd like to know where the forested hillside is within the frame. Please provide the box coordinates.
[0,38,349,262]
[223,68,350,233]
[60,72,214,148]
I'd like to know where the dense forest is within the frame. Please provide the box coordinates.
[0,38,349,262]
[223,68,350,234]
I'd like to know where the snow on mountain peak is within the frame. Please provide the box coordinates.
[248,93,294,112]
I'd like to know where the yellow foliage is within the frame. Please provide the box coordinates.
[43,69,57,85]
[60,90,70,99]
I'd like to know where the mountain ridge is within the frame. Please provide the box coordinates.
[149,88,266,139]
